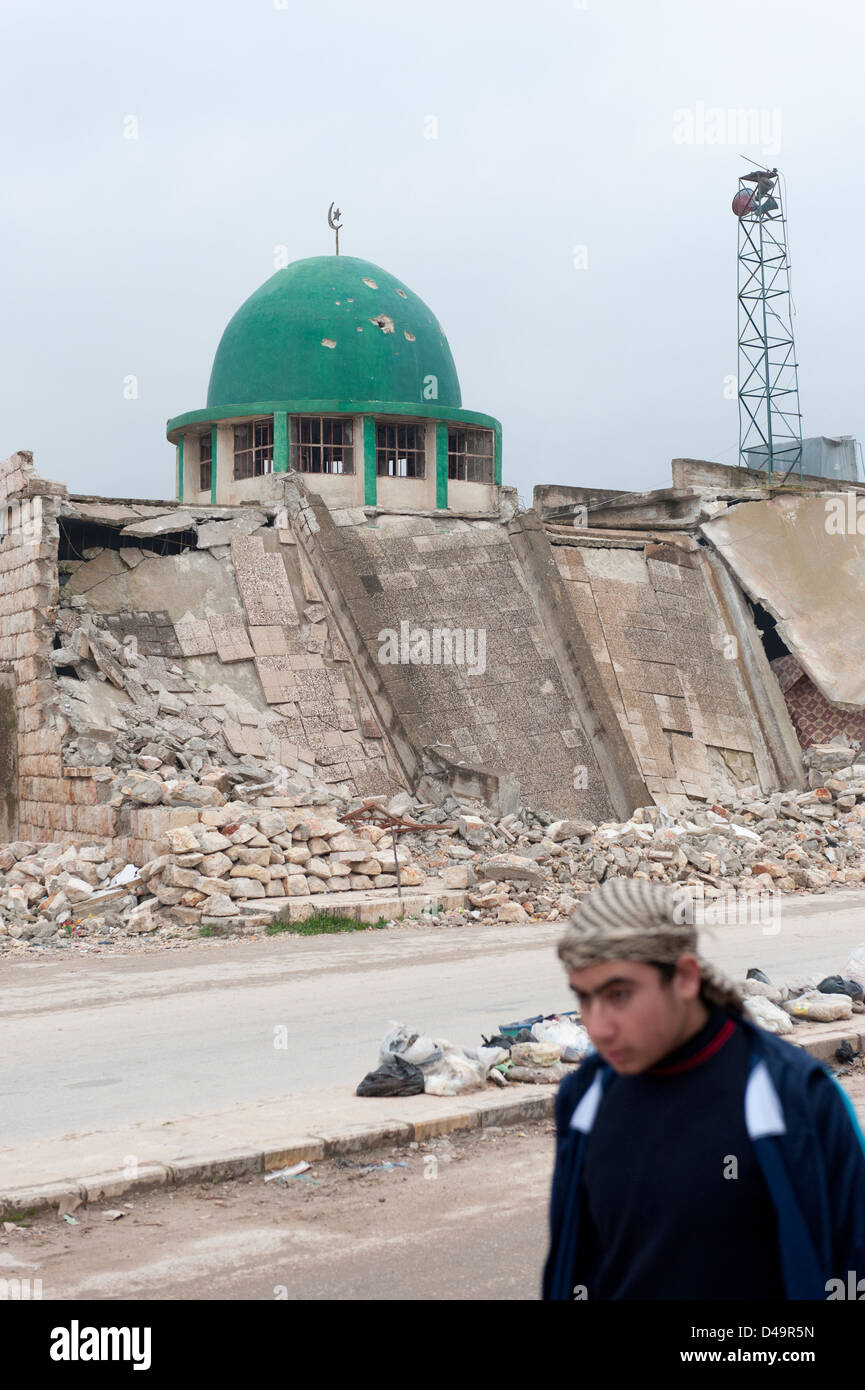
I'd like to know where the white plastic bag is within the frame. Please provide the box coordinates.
[423,1042,507,1096]
[743,995,794,1034]
[379,1023,442,1071]
[531,1016,593,1059]
[844,946,865,990]
[380,1024,506,1095]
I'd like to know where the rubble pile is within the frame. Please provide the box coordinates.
[56,600,320,797]
[0,796,433,949]
[402,744,865,925]
[7,741,865,954]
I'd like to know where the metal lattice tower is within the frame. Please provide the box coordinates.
[734,167,803,481]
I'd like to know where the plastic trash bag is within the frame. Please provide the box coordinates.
[817,974,864,1002]
[531,1016,594,1059]
[783,991,853,1023]
[498,1015,545,1036]
[356,1054,425,1097]
[743,995,794,1034]
[379,1023,442,1071]
[843,946,865,991]
[423,1042,509,1096]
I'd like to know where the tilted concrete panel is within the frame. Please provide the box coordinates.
[702,494,865,710]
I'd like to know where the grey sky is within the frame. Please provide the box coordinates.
[1,0,861,501]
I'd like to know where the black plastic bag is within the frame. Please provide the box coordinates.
[356,1054,425,1098]
[817,974,864,1002]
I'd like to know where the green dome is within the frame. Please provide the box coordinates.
[206,256,462,411]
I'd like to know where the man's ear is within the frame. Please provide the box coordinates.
[674,954,703,1001]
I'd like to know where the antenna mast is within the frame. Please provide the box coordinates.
[733,167,803,482]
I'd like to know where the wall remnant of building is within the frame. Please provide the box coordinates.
[0,671,18,841]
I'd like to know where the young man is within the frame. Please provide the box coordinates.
[542,876,865,1301]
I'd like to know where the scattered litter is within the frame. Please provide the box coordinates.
[264,1161,311,1182]
[103,1209,125,1221]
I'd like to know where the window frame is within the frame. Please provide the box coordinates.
[290,415,355,475]
[375,419,427,479]
[447,427,495,484]
[198,432,213,493]
[233,418,274,481]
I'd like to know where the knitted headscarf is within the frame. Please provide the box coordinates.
[557,877,743,1014]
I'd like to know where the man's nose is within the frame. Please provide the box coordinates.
[583,1002,616,1043]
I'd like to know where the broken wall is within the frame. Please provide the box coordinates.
[51,490,397,860]
[0,672,18,840]
[290,491,621,820]
[0,453,109,845]
[546,530,787,811]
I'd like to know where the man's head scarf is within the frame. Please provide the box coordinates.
[557,877,743,1014]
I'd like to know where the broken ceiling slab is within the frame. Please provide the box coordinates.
[63,501,145,526]
[196,511,267,548]
[119,511,201,537]
[702,494,865,709]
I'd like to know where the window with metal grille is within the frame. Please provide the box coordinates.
[233,419,274,480]
[290,416,354,474]
[447,428,495,483]
[198,433,212,493]
[376,421,426,478]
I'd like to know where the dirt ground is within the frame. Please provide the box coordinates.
[3,1120,556,1301]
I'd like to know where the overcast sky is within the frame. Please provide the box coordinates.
[1,0,861,502]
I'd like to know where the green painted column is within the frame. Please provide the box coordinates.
[435,422,449,510]
[177,437,184,501]
[210,425,218,504]
[273,411,288,474]
[494,423,503,485]
[363,415,377,506]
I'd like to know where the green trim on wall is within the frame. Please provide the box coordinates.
[166,399,501,443]
[435,422,449,510]
[210,426,218,504]
[273,411,288,474]
[177,437,184,502]
[363,416,377,507]
[494,423,503,486]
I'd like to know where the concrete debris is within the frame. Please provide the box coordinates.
[0,793,433,951]
[8,737,865,956]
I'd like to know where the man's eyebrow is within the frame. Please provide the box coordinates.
[571,976,635,998]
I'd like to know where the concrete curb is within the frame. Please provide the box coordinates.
[0,1090,556,1219]
[2,1023,860,1220]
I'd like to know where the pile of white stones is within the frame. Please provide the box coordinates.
[136,802,427,930]
[0,801,430,948]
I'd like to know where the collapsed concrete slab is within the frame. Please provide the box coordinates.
[701,492,865,709]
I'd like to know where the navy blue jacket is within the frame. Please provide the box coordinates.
[543,1016,865,1301]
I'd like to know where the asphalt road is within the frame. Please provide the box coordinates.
[2,888,864,1147]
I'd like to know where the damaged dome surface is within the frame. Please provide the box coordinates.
[205,255,462,410]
